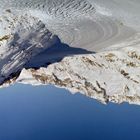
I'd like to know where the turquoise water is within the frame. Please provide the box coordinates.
[0,84,140,140]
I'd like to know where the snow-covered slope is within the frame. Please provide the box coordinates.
[0,0,140,105]
[0,0,138,51]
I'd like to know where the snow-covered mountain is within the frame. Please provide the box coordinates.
[11,47,140,105]
[1,0,140,105]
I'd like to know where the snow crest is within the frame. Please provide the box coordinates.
[0,10,59,84]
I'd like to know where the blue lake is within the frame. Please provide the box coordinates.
[0,84,140,140]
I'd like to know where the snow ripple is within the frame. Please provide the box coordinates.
[0,0,139,51]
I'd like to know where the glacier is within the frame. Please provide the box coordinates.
[0,0,140,105]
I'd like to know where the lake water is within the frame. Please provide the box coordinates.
[0,84,140,140]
